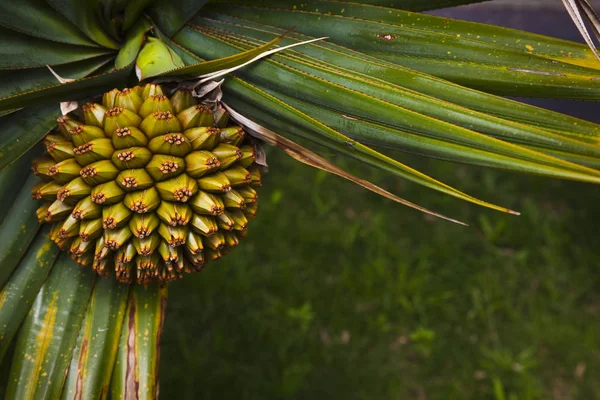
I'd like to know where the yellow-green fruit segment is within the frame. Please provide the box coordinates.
[31,84,260,285]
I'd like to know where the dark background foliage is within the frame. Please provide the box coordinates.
[160,2,600,399]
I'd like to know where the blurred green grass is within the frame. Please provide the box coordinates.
[160,147,600,400]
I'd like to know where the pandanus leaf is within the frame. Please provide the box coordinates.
[5,256,95,400]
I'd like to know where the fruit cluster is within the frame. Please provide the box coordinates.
[32,84,260,284]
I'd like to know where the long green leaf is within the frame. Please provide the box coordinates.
[211,1,600,98]
[115,18,153,69]
[111,284,167,400]
[0,150,40,224]
[223,78,517,214]
[61,278,129,400]
[5,256,95,400]
[198,14,600,140]
[46,0,120,49]
[0,67,134,113]
[177,28,600,183]
[157,35,281,78]
[172,29,484,214]
[0,26,113,70]
[225,101,471,223]
[0,175,42,289]
[266,0,599,69]
[153,27,208,65]
[251,70,600,182]
[335,0,489,10]
[0,226,59,360]
[200,24,600,159]
[0,56,115,101]
[174,27,600,209]
[262,91,600,179]
[146,0,210,37]
[0,0,98,47]
[0,105,60,171]
[525,146,600,170]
